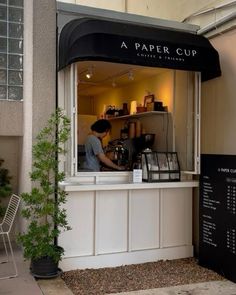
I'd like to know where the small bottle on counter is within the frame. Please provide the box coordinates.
[132,154,142,183]
[122,103,129,115]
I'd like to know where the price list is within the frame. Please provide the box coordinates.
[199,154,236,283]
[226,183,236,215]
[227,228,236,254]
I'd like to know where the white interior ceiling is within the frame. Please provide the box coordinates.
[77,61,166,96]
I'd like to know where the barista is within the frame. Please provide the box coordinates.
[83,119,125,172]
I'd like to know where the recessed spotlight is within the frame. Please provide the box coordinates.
[86,67,93,79]
[128,70,134,81]
[112,80,117,87]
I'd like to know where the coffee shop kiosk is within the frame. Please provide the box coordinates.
[57,3,221,270]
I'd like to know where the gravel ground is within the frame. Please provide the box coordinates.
[61,258,224,295]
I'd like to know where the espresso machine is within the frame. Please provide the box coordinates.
[107,132,155,170]
[106,139,129,168]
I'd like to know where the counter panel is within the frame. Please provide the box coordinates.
[130,189,160,250]
[96,190,128,254]
[61,191,95,256]
[161,188,192,248]
[59,181,197,270]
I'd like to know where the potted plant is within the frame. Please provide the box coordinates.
[18,108,71,278]
[0,158,12,218]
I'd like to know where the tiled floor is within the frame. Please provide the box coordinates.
[2,247,236,295]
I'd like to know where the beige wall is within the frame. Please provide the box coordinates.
[92,70,173,117]
[201,29,236,154]
[58,0,236,29]
[0,101,23,136]
[60,0,126,11]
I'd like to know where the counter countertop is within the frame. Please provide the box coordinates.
[60,180,199,192]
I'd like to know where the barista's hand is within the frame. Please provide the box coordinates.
[98,153,126,171]
[117,166,126,171]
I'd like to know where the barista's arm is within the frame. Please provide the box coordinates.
[97,153,124,171]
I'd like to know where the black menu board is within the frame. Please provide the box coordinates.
[199,154,236,282]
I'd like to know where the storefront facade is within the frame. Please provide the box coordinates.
[1,0,236,271]
[55,2,222,270]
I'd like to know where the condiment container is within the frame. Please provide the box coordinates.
[122,103,129,115]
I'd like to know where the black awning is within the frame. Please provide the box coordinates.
[59,18,221,81]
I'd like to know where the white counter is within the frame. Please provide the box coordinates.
[59,178,198,270]
[62,180,198,191]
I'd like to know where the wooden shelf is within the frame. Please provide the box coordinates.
[108,111,168,121]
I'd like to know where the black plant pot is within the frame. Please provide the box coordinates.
[31,256,61,278]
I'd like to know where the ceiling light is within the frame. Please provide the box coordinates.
[86,67,93,79]
[112,80,117,87]
[128,70,134,81]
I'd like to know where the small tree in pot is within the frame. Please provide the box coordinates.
[18,108,71,277]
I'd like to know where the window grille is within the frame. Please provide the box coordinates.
[0,0,23,101]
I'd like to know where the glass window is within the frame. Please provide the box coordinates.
[9,23,23,38]
[9,7,23,23]
[0,21,7,36]
[0,85,6,99]
[9,39,23,53]
[9,70,22,85]
[8,85,22,100]
[0,6,7,21]
[0,1,24,100]
[9,0,23,7]
[0,69,6,83]
[0,53,7,68]
[0,37,7,52]
[9,54,23,69]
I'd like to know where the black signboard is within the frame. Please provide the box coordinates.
[199,154,236,282]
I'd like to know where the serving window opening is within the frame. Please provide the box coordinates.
[59,60,200,176]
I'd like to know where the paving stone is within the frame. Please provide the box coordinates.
[37,277,74,295]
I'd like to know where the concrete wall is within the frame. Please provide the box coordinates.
[17,0,57,233]
[19,0,56,197]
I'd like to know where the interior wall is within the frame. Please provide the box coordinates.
[92,70,173,117]
[78,95,94,114]
[78,70,174,151]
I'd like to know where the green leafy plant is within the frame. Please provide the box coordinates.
[0,158,12,217]
[18,108,71,263]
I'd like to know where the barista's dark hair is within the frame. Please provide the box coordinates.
[91,119,111,133]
